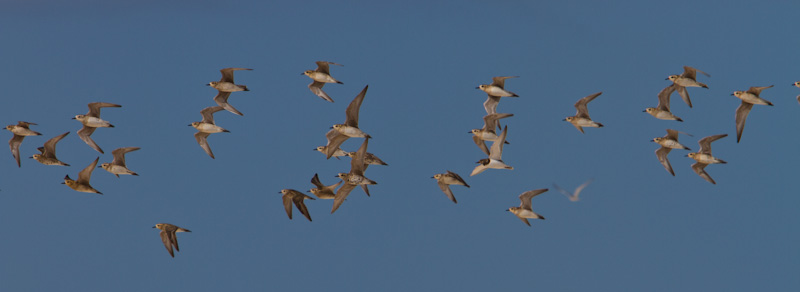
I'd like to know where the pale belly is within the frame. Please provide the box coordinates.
[693,154,720,164]
[84,117,112,128]
[196,123,226,133]
[659,139,686,149]
[214,82,246,92]
[10,128,39,136]
[487,159,512,170]
[737,93,770,105]
[309,72,339,83]
[484,86,514,97]
[105,165,132,174]
[654,111,678,120]
[574,118,599,127]
[675,78,701,87]
[337,126,368,138]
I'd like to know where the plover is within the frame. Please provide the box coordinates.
[62,157,102,194]
[644,84,683,121]
[309,173,342,200]
[478,76,519,115]
[687,134,728,184]
[733,85,774,143]
[344,151,387,171]
[471,113,513,156]
[190,106,229,159]
[652,129,692,176]
[314,145,346,159]
[74,102,121,154]
[507,189,548,226]
[100,147,140,177]
[324,85,370,159]
[5,121,41,167]
[667,66,710,108]
[793,81,800,104]
[280,189,315,222]
[471,125,513,176]
[303,61,343,102]
[564,92,603,133]
[432,170,470,204]
[208,68,252,116]
[31,131,70,166]
[152,223,191,258]
[552,179,593,202]
[332,138,376,214]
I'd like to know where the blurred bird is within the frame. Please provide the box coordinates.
[553,179,593,202]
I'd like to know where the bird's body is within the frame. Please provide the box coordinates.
[74,102,122,154]
[63,157,102,194]
[324,85,370,159]
[100,147,140,177]
[564,92,603,133]
[152,223,191,258]
[507,189,548,226]
[32,132,70,166]
[304,61,343,102]
[5,121,41,167]
[433,170,469,203]
[281,189,315,221]
[687,134,728,184]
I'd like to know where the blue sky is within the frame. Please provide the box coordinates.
[1,1,799,291]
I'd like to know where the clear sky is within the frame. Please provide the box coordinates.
[1,1,799,291]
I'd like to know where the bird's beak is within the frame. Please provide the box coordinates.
[730,93,735,96]
[28,156,33,159]
[300,72,306,75]
[664,77,670,80]
[562,118,567,121]
[684,154,689,157]
[60,182,66,184]
[70,117,76,120]
[475,86,480,89]
[642,110,647,112]
[152,226,157,228]
[205,84,210,86]
[187,124,193,126]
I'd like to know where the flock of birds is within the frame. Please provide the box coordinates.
[6,63,800,258]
